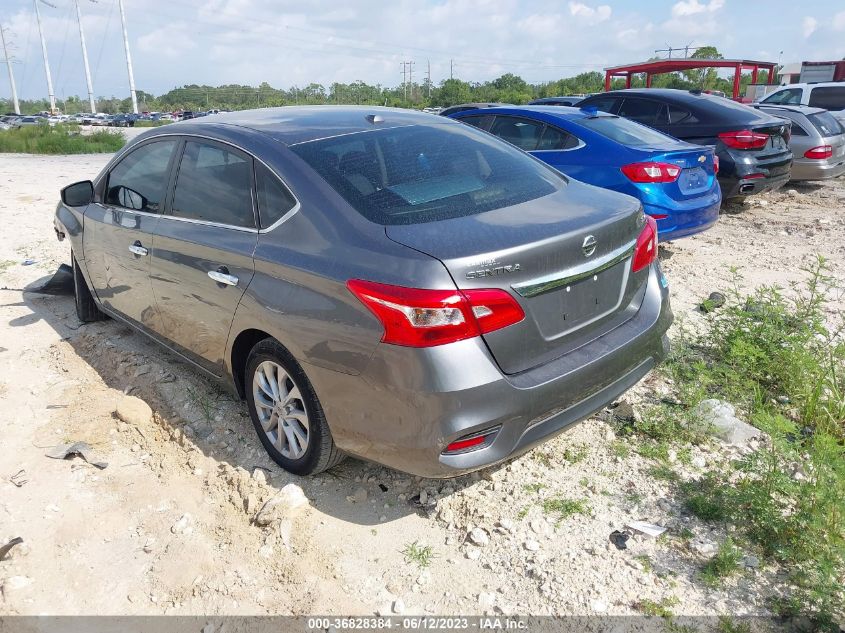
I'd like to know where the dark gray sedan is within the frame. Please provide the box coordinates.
[54,106,672,478]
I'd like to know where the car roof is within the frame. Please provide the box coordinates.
[173,105,456,146]
[454,105,607,121]
[772,82,844,89]
[755,104,828,116]
[587,88,729,104]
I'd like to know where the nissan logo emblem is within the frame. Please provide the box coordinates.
[582,235,597,257]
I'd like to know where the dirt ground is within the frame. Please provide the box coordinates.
[0,151,843,618]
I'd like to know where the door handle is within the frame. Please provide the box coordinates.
[208,267,238,287]
[128,241,148,256]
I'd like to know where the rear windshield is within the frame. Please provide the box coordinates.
[577,115,676,147]
[808,111,843,137]
[291,123,563,225]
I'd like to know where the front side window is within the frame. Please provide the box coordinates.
[489,116,545,151]
[106,139,178,212]
[171,141,255,228]
[808,87,845,111]
[762,88,803,105]
[291,123,563,225]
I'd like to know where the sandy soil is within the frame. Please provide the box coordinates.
[0,151,843,618]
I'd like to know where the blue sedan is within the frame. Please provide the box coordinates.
[448,106,721,241]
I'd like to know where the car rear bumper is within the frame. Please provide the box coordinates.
[719,171,791,198]
[307,264,672,478]
[790,158,845,182]
[644,194,721,242]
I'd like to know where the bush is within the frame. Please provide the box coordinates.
[0,123,125,154]
[665,257,845,623]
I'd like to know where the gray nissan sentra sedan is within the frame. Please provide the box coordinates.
[54,106,672,478]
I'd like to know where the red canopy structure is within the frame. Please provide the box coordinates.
[603,58,778,100]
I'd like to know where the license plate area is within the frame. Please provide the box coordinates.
[530,263,628,338]
[679,166,708,193]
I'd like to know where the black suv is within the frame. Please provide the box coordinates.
[579,89,793,199]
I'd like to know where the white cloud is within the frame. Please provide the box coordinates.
[671,0,725,18]
[802,16,818,38]
[568,2,612,24]
[833,11,845,30]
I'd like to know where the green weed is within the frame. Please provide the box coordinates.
[700,538,742,587]
[401,541,435,568]
[0,124,124,154]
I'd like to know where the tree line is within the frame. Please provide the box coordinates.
[3,48,770,115]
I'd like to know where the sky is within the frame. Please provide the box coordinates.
[1,0,844,102]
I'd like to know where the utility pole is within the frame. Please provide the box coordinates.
[408,60,415,101]
[117,0,138,113]
[0,26,20,114]
[401,62,407,101]
[74,0,96,113]
[33,0,56,113]
[426,59,431,99]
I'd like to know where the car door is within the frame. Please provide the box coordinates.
[83,138,179,329]
[149,138,258,375]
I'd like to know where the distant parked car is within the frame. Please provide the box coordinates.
[181,111,195,120]
[756,105,845,182]
[579,89,793,199]
[54,106,672,478]
[758,82,845,126]
[18,116,42,127]
[0,121,10,131]
[109,114,136,127]
[439,103,510,117]
[450,106,720,241]
[529,96,585,107]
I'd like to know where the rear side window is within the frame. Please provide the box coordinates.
[536,126,581,150]
[171,140,255,228]
[489,116,544,150]
[617,98,666,126]
[255,163,297,228]
[808,87,845,111]
[762,88,803,105]
[291,123,562,225]
[106,139,178,212]
[667,105,698,124]
[578,115,676,147]
[790,122,809,136]
[808,111,844,137]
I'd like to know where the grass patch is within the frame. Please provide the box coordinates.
[700,538,742,587]
[636,596,679,618]
[717,617,752,633]
[0,124,124,154]
[0,260,15,274]
[134,120,171,128]
[635,554,653,572]
[610,440,631,459]
[541,497,589,522]
[401,541,435,568]
[562,444,588,463]
[647,463,679,482]
[659,258,845,623]
[523,483,546,494]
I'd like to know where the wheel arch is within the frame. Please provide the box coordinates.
[229,328,274,399]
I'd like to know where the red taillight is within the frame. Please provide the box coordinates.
[804,145,833,160]
[632,215,658,273]
[713,155,720,174]
[718,130,769,150]
[621,162,682,183]
[443,428,500,454]
[346,280,525,348]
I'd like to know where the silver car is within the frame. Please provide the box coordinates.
[757,105,845,181]
[54,107,672,478]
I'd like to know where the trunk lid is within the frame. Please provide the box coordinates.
[648,147,718,201]
[386,181,649,374]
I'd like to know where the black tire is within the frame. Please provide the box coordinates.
[245,338,344,476]
[72,255,106,322]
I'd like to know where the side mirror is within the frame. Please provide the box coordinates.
[115,186,148,211]
[60,180,94,207]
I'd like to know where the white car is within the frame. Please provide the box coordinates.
[758,82,845,125]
